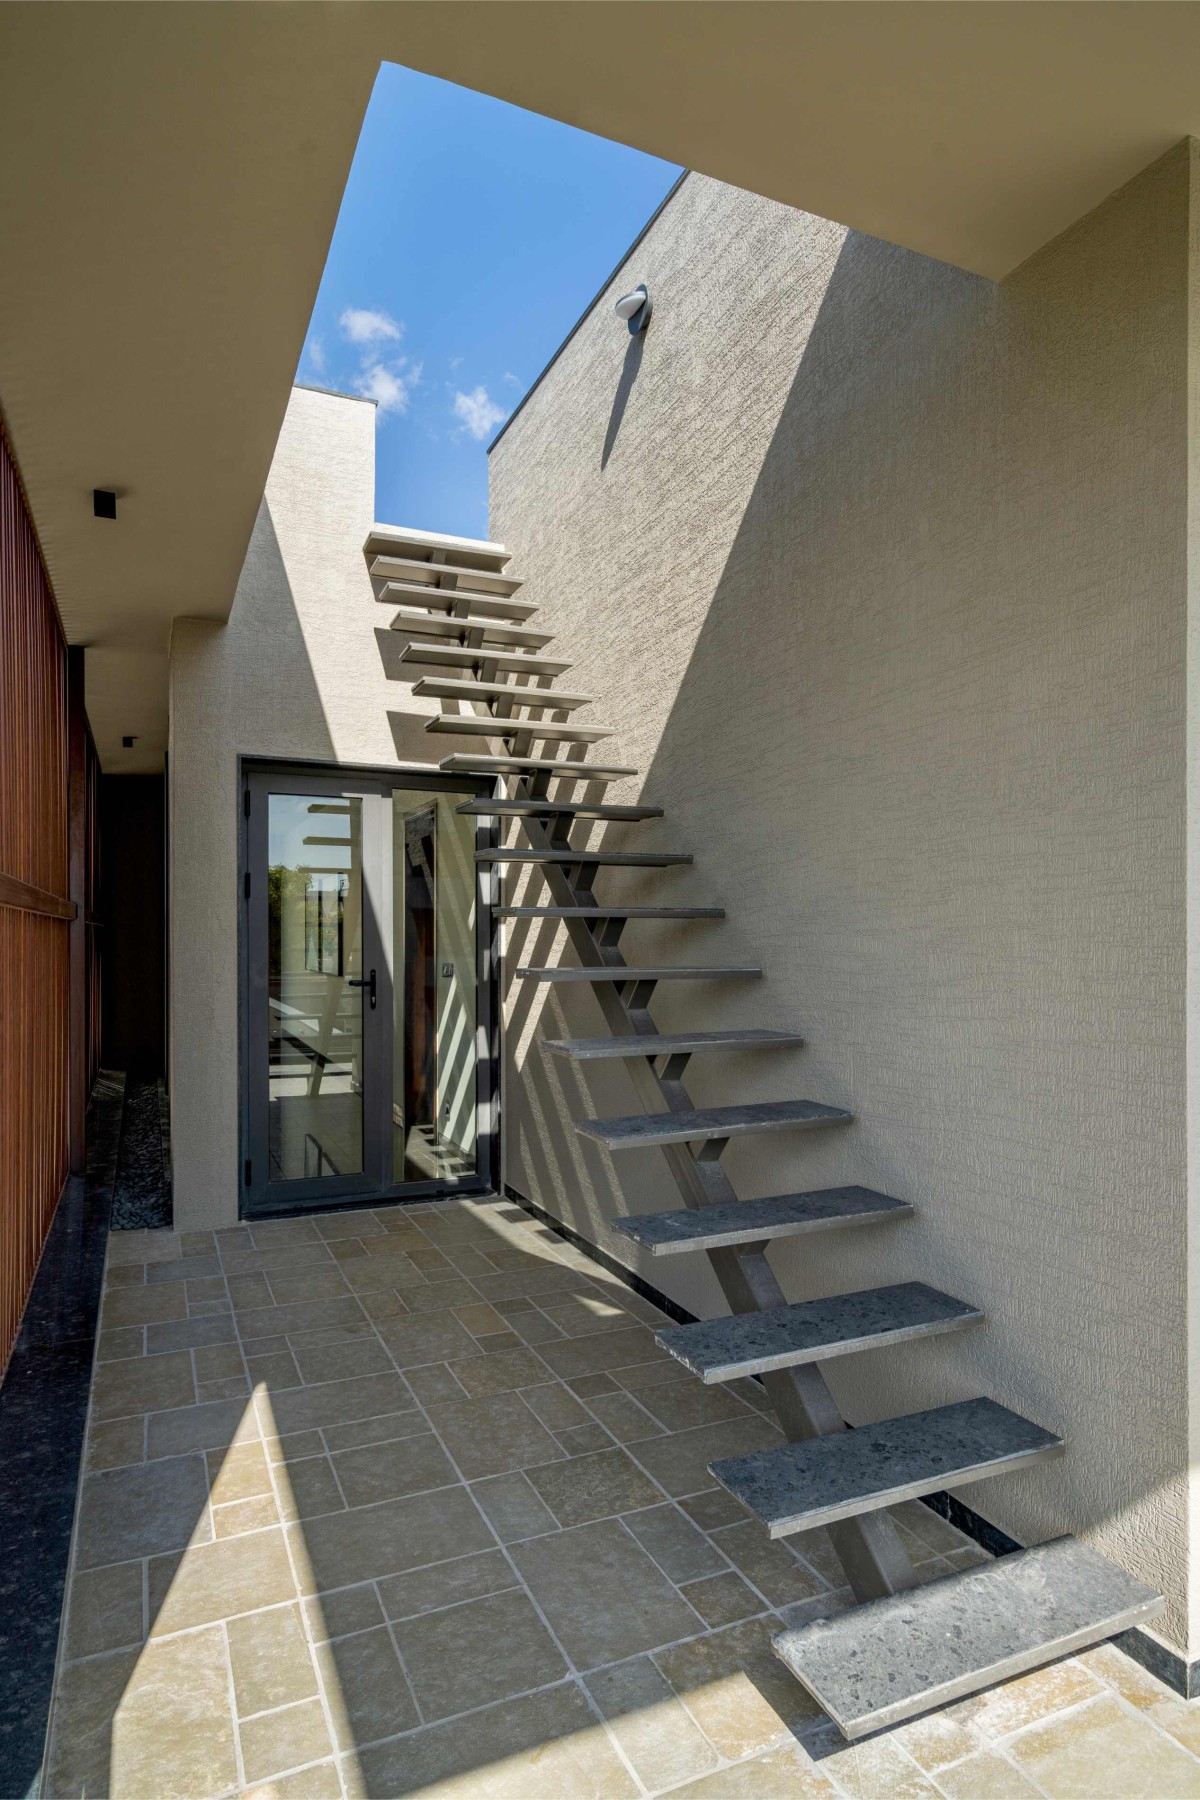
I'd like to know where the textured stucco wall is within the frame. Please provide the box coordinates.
[491,156,1196,1650]
[168,385,469,1233]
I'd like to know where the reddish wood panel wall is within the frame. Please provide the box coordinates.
[0,422,71,1372]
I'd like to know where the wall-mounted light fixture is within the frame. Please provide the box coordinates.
[93,489,117,519]
[614,283,651,335]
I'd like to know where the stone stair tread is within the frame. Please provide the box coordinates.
[459,799,662,819]
[400,643,572,677]
[577,1097,850,1151]
[772,1537,1163,1738]
[612,1184,910,1253]
[391,610,555,649]
[363,525,512,568]
[710,1397,1062,1537]
[516,964,761,984]
[497,904,725,919]
[655,1281,980,1382]
[440,754,636,779]
[376,579,538,619]
[414,675,595,709]
[547,1029,805,1062]
[478,848,692,867]
[368,552,523,594]
[426,716,615,741]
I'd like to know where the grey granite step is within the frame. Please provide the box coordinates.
[440,754,637,780]
[478,848,692,867]
[399,643,572,677]
[546,1029,805,1063]
[390,610,555,649]
[710,1397,1062,1537]
[376,579,538,620]
[369,553,524,595]
[773,1537,1163,1738]
[577,1098,850,1152]
[414,676,595,709]
[655,1282,981,1383]
[612,1185,910,1254]
[515,965,761,985]
[426,716,615,742]
[498,904,725,920]
[459,799,662,819]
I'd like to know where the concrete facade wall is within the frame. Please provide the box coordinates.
[167,385,467,1234]
[490,154,1197,1651]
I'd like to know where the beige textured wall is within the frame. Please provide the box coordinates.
[168,385,476,1234]
[491,155,1196,1650]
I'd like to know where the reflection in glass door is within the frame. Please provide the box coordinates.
[243,768,494,1215]
[392,790,478,1183]
[267,794,365,1182]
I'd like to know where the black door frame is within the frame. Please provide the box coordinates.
[239,757,499,1219]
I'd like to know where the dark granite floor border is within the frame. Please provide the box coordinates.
[504,1181,1196,1701]
[0,1070,124,1799]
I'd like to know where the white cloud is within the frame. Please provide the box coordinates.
[307,336,326,375]
[449,354,464,372]
[503,370,520,386]
[453,385,507,441]
[339,307,403,347]
[354,358,422,416]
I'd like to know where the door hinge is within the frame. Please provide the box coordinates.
[244,870,251,899]
[243,788,251,818]
[244,1158,252,1185]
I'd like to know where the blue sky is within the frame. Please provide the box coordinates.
[298,63,680,539]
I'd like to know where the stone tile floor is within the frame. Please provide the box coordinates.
[41,1196,1200,1799]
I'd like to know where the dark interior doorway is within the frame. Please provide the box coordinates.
[100,774,165,1076]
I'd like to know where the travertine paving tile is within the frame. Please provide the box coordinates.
[315,1625,420,1748]
[91,1348,195,1420]
[112,1625,240,1798]
[287,1486,492,1592]
[469,1469,558,1542]
[512,1518,703,1667]
[393,1587,567,1721]
[239,1696,333,1784]
[584,1654,720,1788]
[227,1601,319,1716]
[377,1547,519,1620]
[1008,1693,1200,1797]
[669,1745,840,1797]
[525,1445,663,1526]
[934,1752,1044,1798]
[624,1503,728,1582]
[148,1526,298,1634]
[425,1389,564,1478]
[331,1431,456,1506]
[654,1616,823,1760]
[63,1559,146,1659]
[680,1570,766,1628]
[446,1345,551,1396]
[75,1454,210,1567]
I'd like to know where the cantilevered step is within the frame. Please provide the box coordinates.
[459,799,662,820]
[498,905,725,921]
[400,644,572,678]
[426,717,615,742]
[414,676,595,710]
[378,582,539,621]
[369,554,523,595]
[773,1537,1162,1739]
[391,610,555,650]
[440,754,637,781]
[655,1282,980,1383]
[710,1398,1062,1539]
[577,1098,848,1152]
[547,1029,805,1063]
[478,848,692,868]
[612,1185,910,1254]
[516,965,761,985]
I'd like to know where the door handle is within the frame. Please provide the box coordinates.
[348,969,377,1010]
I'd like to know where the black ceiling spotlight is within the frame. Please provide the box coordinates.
[614,283,651,335]
[122,735,135,748]
[93,489,117,519]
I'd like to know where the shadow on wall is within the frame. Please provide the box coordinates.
[601,330,646,471]
[509,201,1189,1601]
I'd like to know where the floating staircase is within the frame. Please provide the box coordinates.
[368,525,1163,1738]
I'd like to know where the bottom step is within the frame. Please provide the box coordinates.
[773,1537,1162,1739]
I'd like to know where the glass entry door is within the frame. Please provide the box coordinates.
[243,767,493,1214]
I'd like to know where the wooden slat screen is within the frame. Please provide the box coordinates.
[0,420,71,1373]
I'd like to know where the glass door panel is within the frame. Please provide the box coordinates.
[267,794,365,1181]
[244,766,493,1217]
[391,790,478,1183]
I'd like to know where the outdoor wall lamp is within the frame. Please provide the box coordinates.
[614,283,651,334]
